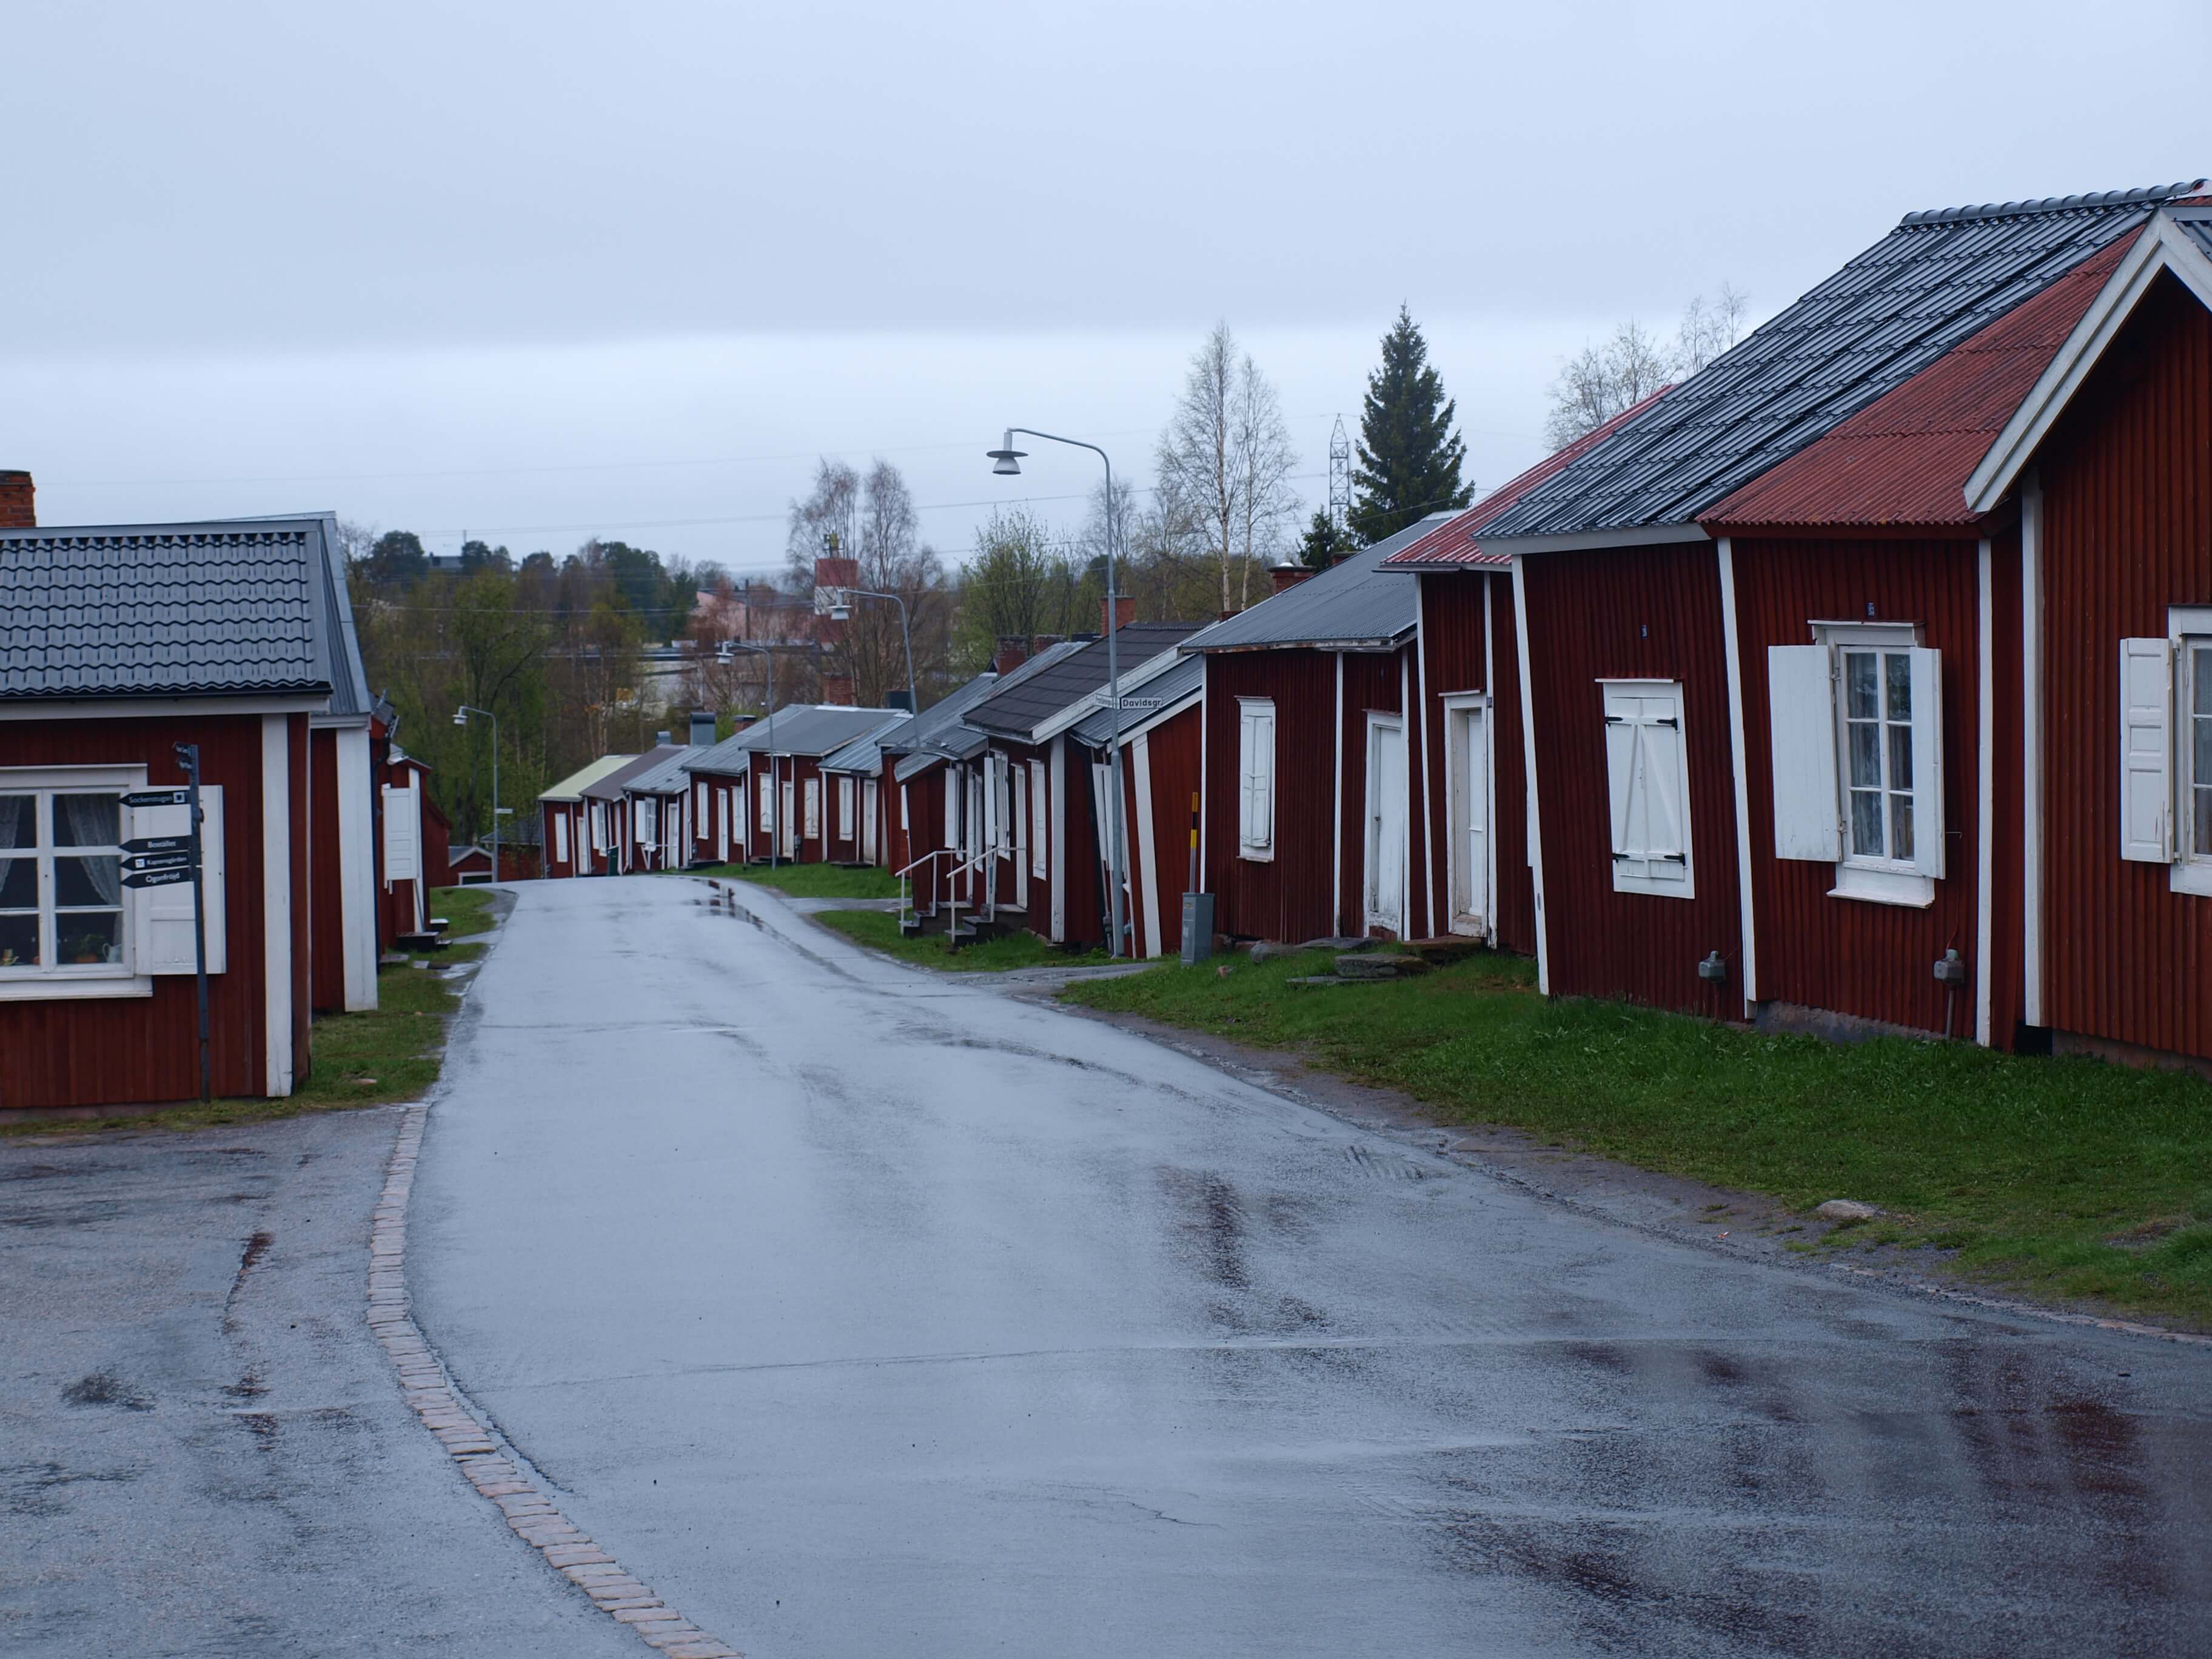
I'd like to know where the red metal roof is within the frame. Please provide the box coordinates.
[1379,390,1672,569]
[1703,232,2139,529]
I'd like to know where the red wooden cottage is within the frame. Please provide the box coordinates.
[538,754,638,877]
[820,716,909,868]
[577,745,683,876]
[379,743,450,940]
[680,705,903,867]
[0,513,344,1107]
[1070,652,1204,959]
[1190,518,1454,945]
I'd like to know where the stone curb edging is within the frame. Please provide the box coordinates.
[372,1102,743,1658]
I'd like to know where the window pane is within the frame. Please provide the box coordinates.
[1846,652,1877,720]
[1888,724,1913,791]
[2198,786,2212,859]
[1849,722,1880,787]
[0,794,32,850]
[0,911,38,967]
[55,910,122,965]
[1851,789,1884,856]
[2196,648,2212,716]
[0,857,33,909]
[1891,793,1915,862]
[55,794,120,848]
[2195,712,2212,803]
[56,856,122,908]
[1885,652,1911,721]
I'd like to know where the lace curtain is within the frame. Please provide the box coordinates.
[63,795,123,906]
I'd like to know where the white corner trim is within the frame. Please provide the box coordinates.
[2022,478,2045,1028]
[1416,591,1436,940]
[1975,537,1996,1046]
[1510,555,1550,994]
[1132,732,1162,959]
[1483,577,1500,942]
[1967,216,2212,512]
[1332,651,1345,934]
[1715,538,1759,1013]
[1049,735,1067,943]
[335,724,377,1011]
[261,714,295,1098]
[1398,654,1413,936]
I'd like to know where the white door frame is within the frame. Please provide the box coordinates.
[1363,711,1407,935]
[1441,692,1492,939]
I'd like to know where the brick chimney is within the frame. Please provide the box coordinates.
[1101,595,1136,635]
[994,636,1028,675]
[1270,559,1314,595]
[1031,634,1064,658]
[821,672,856,706]
[0,471,33,529]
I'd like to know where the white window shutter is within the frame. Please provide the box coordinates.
[804,780,820,840]
[554,814,569,863]
[1906,646,1946,877]
[1602,691,1642,877]
[944,768,960,846]
[1767,645,1842,860]
[2120,637,2175,863]
[1243,708,1274,854]
[382,782,420,883]
[1640,700,1687,882]
[133,788,227,974]
[1030,761,1048,876]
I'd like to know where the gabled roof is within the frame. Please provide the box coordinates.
[1071,652,1203,748]
[1381,394,1671,570]
[539,753,638,803]
[0,517,340,701]
[891,642,1088,782]
[681,703,902,771]
[821,724,902,776]
[965,623,1203,740]
[1479,183,2203,547]
[1188,515,1449,652]
[621,746,703,796]
[581,746,684,800]
[1703,235,2139,529]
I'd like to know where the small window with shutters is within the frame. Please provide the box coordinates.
[1237,699,1275,861]
[2128,616,2212,897]
[1600,680,1694,899]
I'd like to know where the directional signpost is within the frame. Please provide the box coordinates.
[1116,697,1165,712]
[127,757,210,1101]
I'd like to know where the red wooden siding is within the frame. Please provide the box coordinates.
[1521,541,1743,1017]
[1988,525,2028,1047]
[1136,703,1202,957]
[0,712,279,1108]
[309,726,346,1013]
[1203,650,1339,943]
[2038,273,2212,1059]
[1730,534,1984,1037]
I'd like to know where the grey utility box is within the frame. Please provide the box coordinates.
[1180,894,1215,965]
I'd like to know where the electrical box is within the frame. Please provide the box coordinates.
[1181,894,1215,965]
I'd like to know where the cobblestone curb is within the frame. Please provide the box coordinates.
[372,1102,742,1658]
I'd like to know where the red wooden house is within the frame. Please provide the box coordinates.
[578,745,682,875]
[1191,518,1455,945]
[1071,654,1204,959]
[682,705,903,866]
[538,754,638,877]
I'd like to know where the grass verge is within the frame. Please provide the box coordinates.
[1060,948,2212,1327]
[4,887,498,1139]
[817,908,1112,972]
[686,862,901,899]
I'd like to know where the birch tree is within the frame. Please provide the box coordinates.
[1154,323,1300,614]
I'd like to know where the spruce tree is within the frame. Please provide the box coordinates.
[1349,306,1472,543]
[1295,509,1361,570]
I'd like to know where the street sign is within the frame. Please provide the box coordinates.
[122,851,194,874]
[121,788,190,809]
[121,835,192,856]
[121,866,193,891]
[1116,696,1165,711]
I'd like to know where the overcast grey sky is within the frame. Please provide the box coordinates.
[6,0,2203,580]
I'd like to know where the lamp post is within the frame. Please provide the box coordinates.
[826,587,918,713]
[987,427,1129,958]
[719,642,780,868]
[452,704,503,883]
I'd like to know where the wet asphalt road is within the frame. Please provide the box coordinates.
[410,874,2212,1658]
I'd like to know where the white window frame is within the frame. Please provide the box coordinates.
[553,812,569,865]
[1818,623,1937,907]
[1441,692,1493,937]
[1236,697,1276,862]
[0,764,149,1000]
[757,771,773,833]
[2165,607,2212,897]
[837,774,855,839]
[1598,679,1695,900]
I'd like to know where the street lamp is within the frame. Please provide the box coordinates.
[825,588,919,714]
[719,642,781,868]
[453,705,504,883]
[987,426,1130,959]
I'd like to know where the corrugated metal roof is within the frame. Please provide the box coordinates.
[622,746,705,795]
[1186,516,1448,652]
[538,752,639,802]
[1480,184,2204,543]
[1704,233,2136,528]
[1381,394,1672,570]
[966,623,1203,739]
[0,518,339,701]
[820,725,900,775]
[1070,653,1203,748]
[581,746,685,800]
[890,644,1090,780]
[682,703,903,772]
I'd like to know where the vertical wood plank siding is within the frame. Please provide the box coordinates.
[2039,275,2212,1058]
[1417,572,1537,954]
[0,713,274,1108]
[1732,534,1983,1037]
[309,726,346,1012]
[1142,705,1202,957]
[1522,542,1743,1015]
[1204,650,1340,943]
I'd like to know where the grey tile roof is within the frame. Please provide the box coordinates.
[1071,653,1203,747]
[1481,184,2202,542]
[240,509,370,717]
[965,624,1203,741]
[0,518,340,701]
[1186,515,1449,652]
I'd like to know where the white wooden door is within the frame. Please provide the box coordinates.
[1364,715,1406,934]
[862,779,879,865]
[716,788,729,862]
[1450,705,1490,936]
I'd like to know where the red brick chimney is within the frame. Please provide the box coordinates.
[994,636,1029,675]
[1101,595,1135,635]
[821,672,856,706]
[1031,634,1064,659]
[813,554,859,594]
[1270,560,1314,595]
[0,472,33,529]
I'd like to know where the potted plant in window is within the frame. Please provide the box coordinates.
[69,931,107,965]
